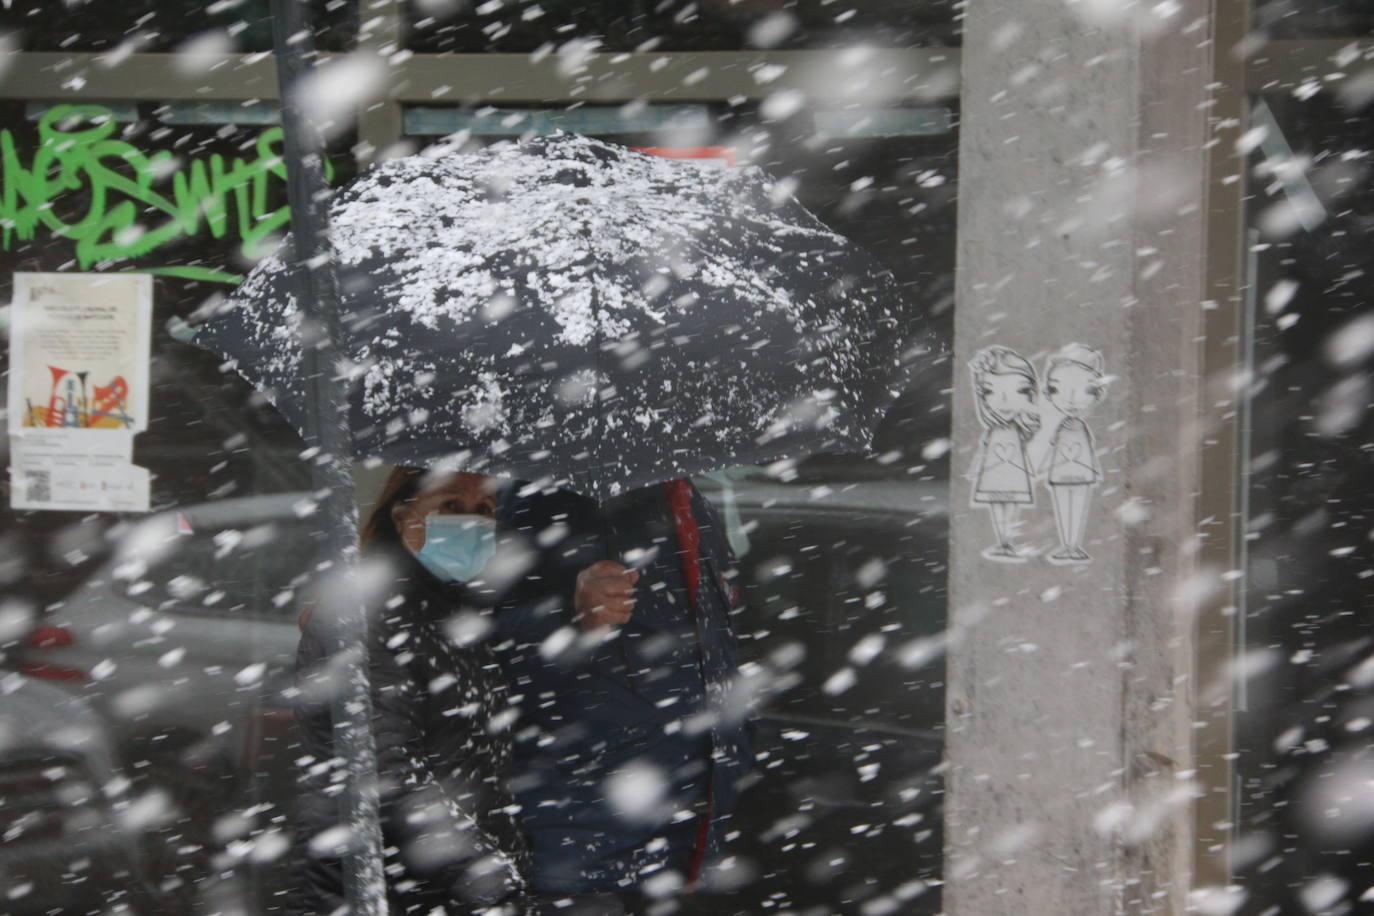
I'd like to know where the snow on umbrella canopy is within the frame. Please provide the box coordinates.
[195,133,935,499]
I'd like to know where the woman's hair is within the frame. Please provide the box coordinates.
[970,345,1040,438]
[301,466,424,630]
[359,466,426,552]
[1046,343,1107,384]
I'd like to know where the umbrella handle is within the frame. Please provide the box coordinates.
[600,510,650,698]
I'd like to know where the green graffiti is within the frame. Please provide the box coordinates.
[1,104,329,284]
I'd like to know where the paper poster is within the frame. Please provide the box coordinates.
[8,272,152,512]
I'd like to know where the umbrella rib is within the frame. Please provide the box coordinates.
[590,273,620,566]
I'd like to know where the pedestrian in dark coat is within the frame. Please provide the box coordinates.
[490,479,751,909]
[290,469,530,915]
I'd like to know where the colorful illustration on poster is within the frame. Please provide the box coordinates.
[9,274,150,436]
[24,366,135,429]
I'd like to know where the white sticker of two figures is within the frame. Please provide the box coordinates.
[969,343,1108,564]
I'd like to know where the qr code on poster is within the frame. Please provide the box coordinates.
[25,470,51,504]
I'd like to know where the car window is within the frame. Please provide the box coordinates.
[735,504,947,732]
[733,508,835,681]
[122,519,322,620]
[826,520,947,730]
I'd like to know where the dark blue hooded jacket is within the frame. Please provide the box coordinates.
[491,481,750,895]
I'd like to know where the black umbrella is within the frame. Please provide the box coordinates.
[196,133,937,499]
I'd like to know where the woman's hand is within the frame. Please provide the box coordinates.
[575,560,639,629]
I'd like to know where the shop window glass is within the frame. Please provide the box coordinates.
[1254,0,1374,39]
[1,6,959,911]
[4,4,1372,913]
[1235,86,1374,911]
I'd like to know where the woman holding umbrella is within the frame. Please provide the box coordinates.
[290,468,530,915]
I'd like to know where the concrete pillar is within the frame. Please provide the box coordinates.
[945,1,1242,912]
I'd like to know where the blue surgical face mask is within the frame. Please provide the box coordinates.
[412,514,497,584]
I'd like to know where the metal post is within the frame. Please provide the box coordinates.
[1195,0,1253,889]
[269,2,388,913]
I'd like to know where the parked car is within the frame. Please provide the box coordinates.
[8,492,324,913]
[697,471,949,913]
[0,674,164,915]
